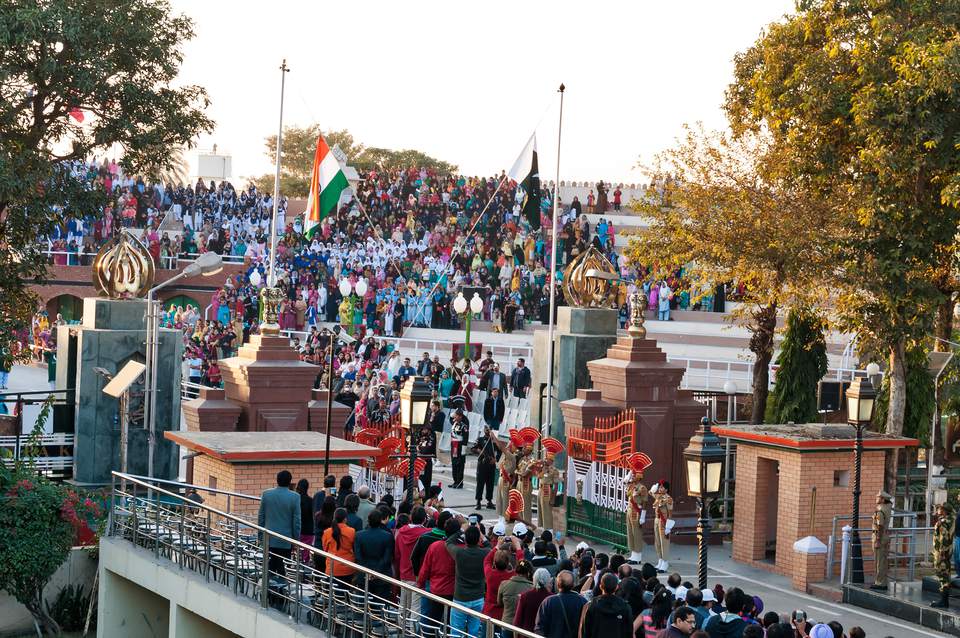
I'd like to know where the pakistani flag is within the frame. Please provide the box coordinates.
[304,133,349,239]
[508,133,541,230]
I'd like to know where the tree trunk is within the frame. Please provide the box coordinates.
[749,304,778,424]
[935,293,955,351]
[884,338,908,494]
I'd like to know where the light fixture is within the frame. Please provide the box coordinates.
[339,279,353,297]
[182,252,223,278]
[453,292,467,315]
[249,270,262,287]
[400,376,432,429]
[845,377,876,425]
[723,380,737,395]
[355,278,368,297]
[684,416,725,498]
[470,292,484,314]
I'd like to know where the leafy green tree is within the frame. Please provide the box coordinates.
[627,126,832,422]
[725,0,960,489]
[0,0,214,358]
[874,345,936,448]
[766,307,828,424]
[250,126,457,196]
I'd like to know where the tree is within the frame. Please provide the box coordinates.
[725,0,960,490]
[0,0,214,358]
[766,307,828,424]
[0,407,102,636]
[250,125,457,196]
[626,126,832,422]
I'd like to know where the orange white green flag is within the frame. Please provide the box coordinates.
[304,133,349,238]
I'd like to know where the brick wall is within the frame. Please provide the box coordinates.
[732,443,886,584]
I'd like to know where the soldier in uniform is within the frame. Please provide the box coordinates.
[870,490,893,590]
[932,501,955,608]
[652,480,674,573]
[537,438,564,535]
[515,427,541,523]
[624,453,653,564]
[491,430,523,519]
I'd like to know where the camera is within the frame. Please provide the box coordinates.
[792,610,806,623]
[468,514,478,526]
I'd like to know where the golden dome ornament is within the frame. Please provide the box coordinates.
[92,230,155,299]
[561,246,620,308]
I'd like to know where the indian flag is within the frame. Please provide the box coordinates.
[304,133,349,238]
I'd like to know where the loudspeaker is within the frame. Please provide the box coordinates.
[817,381,850,412]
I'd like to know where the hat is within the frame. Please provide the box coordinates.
[675,586,688,601]
[809,624,833,638]
[878,490,892,500]
[518,427,541,446]
[492,521,506,536]
[576,541,590,552]
[701,589,717,602]
[506,490,524,520]
[513,522,529,537]
[542,437,563,454]
[626,452,653,474]
[508,429,524,447]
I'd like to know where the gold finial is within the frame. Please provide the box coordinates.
[627,289,647,338]
[259,286,284,335]
[561,247,620,308]
[92,230,155,299]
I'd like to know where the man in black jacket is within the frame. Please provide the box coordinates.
[579,573,634,638]
[472,426,499,510]
[535,571,587,638]
[480,362,508,393]
[483,388,506,431]
[354,510,394,600]
[509,359,532,399]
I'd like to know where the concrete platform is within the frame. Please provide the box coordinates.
[844,581,960,636]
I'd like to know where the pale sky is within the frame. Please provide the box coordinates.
[170,0,796,185]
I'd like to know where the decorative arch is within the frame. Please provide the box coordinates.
[163,294,201,312]
[46,294,84,323]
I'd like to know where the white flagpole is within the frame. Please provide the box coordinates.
[267,59,289,288]
[544,83,565,435]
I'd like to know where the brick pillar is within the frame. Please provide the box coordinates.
[732,446,763,563]
[792,536,828,592]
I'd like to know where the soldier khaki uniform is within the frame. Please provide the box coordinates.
[537,440,564,534]
[492,436,519,519]
[517,450,537,523]
[623,452,653,564]
[932,502,955,608]
[652,480,674,573]
[870,490,892,590]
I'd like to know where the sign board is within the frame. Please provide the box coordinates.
[102,361,146,398]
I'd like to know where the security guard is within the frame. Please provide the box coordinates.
[870,490,892,590]
[932,501,955,608]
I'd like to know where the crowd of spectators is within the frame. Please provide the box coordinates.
[257,470,874,638]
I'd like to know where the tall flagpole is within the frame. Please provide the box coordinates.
[544,83,565,435]
[267,59,289,288]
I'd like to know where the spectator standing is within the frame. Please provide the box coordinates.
[313,474,337,513]
[498,560,534,638]
[642,589,675,638]
[417,517,460,622]
[335,475,354,508]
[483,387,506,431]
[344,493,364,533]
[515,568,554,633]
[472,426,499,509]
[530,540,559,576]
[257,470,301,578]
[354,509,394,601]
[535,570,587,638]
[295,479,314,562]
[481,362,508,394]
[581,573,634,638]
[656,606,698,638]
[321,508,357,582]
[509,358,532,399]
[396,507,431,618]
[356,484,376,525]
[484,537,523,619]
[446,523,492,637]
[702,587,747,638]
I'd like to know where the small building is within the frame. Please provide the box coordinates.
[714,423,916,591]
[164,431,380,518]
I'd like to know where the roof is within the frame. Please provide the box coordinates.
[164,431,381,462]
[713,423,918,451]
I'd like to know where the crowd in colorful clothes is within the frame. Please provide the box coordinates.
[257,468,870,638]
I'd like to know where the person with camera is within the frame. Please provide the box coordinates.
[446,518,493,637]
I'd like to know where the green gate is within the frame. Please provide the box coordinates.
[567,499,627,550]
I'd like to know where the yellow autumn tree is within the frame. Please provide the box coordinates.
[626,125,835,422]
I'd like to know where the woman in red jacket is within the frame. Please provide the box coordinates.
[514,568,553,632]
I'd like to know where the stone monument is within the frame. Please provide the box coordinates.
[57,232,182,485]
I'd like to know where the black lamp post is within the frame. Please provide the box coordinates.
[400,375,432,504]
[846,376,877,586]
[320,327,341,477]
[684,416,726,590]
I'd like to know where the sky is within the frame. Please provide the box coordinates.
[170,0,796,185]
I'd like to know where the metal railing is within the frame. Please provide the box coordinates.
[108,471,540,638]
[826,512,931,583]
[671,356,865,393]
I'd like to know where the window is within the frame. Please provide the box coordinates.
[208,475,217,490]
[833,470,849,488]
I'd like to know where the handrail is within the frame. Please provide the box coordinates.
[121,473,262,503]
[110,471,541,638]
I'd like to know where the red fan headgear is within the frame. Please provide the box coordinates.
[542,437,563,455]
[508,429,524,447]
[518,426,541,446]
[506,489,524,521]
[626,452,653,475]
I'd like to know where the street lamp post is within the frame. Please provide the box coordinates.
[453,292,484,361]
[721,380,737,527]
[684,416,726,590]
[338,278,368,335]
[319,326,344,477]
[400,376,431,504]
[846,376,877,586]
[144,252,222,478]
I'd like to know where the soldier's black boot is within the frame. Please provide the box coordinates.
[932,589,950,608]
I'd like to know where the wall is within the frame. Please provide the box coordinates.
[732,443,885,582]
[0,548,97,636]
[98,536,325,638]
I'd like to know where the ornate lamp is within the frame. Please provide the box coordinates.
[846,376,876,585]
[400,376,432,503]
[683,416,725,589]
